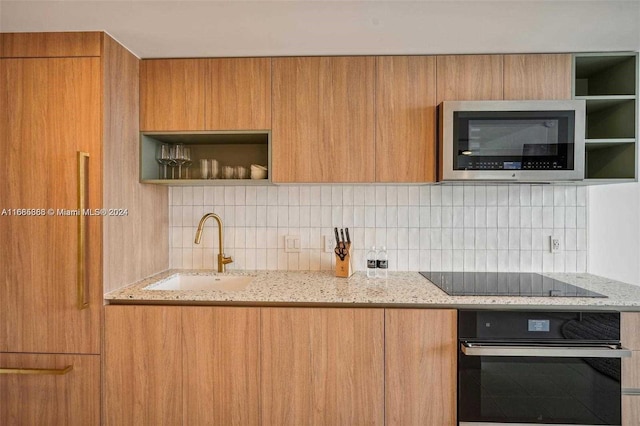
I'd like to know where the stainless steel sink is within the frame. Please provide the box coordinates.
[145,274,252,292]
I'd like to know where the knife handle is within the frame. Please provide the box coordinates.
[334,227,340,245]
[345,228,351,244]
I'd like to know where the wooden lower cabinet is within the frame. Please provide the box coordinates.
[105,306,457,425]
[0,353,100,426]
[385,309,457,426]
[182,307,260,425]
[261,307,385,425]
[622,313,640,425]
[104,305,260,426]
[104,306,182,426]
[623,395,640,426]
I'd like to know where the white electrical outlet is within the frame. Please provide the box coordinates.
[550,236,561,253]
[323,235,334,253]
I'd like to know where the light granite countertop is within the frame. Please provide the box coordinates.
[104,269,640,311]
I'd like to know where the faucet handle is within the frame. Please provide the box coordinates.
[221,255,233,264]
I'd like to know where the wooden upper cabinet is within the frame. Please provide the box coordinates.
[206,58,271,130]
[140,59,207,131]
[436,55,504,103]
[272,56,375,183]
[376,56,436,182]
[140,57,271,131]
[261,307,384,424]
[385,309,457,426]
[504,54,572,100]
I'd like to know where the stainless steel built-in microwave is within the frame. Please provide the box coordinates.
[439,100,586,182]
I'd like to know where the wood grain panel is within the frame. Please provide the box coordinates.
[385,309,457,426]
[0,353,100,426]
[0,57,102,354]
[622,313,640,350]
[206,57,271,130]
[436,55,503,103]
[272,57,320,182]
[0,32,102,58]
[104,306,182,426]
[504,54,572,100]
[376,56,436,182]
[272,57,375,182]
[319,57,375,182]
[261,307,384,425]
[102,34,168,293]
[183,307,260,425]
[623,395,640,426]
[140,59,206,130]
[623,351,640,389]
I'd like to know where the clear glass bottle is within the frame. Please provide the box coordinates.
[366,246,377,278]
[376,246,388,279]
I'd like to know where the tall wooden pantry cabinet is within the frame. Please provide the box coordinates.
[0,31,167,425]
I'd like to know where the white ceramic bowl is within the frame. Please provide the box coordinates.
[250,164,268,179]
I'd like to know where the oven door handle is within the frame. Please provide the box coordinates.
[461,342,632,358]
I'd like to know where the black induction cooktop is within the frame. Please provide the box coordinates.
[419,271,606,298]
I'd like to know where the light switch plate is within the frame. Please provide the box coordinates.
[284,235,301,253]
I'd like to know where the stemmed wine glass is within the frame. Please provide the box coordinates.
[168,145,178,179]
[156,144,171,179]
[173,144,186,179]
[183,147,192,179]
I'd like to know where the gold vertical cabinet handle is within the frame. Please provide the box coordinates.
[77,151,90,310]
[0,365,73,375]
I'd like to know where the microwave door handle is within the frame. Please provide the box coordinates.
[461,342,632,358]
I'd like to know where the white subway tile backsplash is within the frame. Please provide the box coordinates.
[486,186,498,206]
[430,186,442,206]
[170,184,587,273]
[531,186,543,206]
[451,186,463,206]
[419,186,430,206]
[409,187,420,206]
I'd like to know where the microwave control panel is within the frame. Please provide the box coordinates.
[458,158,566,170]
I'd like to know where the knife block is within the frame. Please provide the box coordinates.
[335,243,354,278]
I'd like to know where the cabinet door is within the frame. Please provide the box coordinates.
[376,56,437,182]
[206,58,271,130]
[272,57,375,182]
[0,353,100,426]
[385,309,457,426]
[436,55,503,103]
[0,58,102,354]
[104,306,182,426]
[261,307,384,425]
[623,395,640,426]
[140,59,207,131]
[504,54,572,100]
[182,307,260,426]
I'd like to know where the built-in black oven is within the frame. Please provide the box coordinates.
[458,310,631,425]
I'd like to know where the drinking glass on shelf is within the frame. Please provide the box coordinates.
[157,144,171,179]
[200,159,210,179]
[222,165,234,179]
[173,144,186,179]
[168,145,178,179]
[210,159,220,179]
[183,147,192,179]
[235,165,249,179]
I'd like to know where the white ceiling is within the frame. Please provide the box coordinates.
[1,1,639,58]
